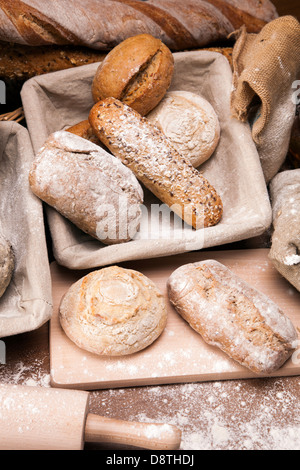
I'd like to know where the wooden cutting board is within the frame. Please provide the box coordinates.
[50,249,300,390]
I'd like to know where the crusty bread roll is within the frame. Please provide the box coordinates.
[66,120,103,147]
[29,131,143,245]
[147,91,220,168]
[92,34,174,116]
[89,98,223,229]
[0,235,14,299]
[167,260,298,374]
[60,266,167,356]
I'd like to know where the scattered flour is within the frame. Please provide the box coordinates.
[90,378,300,450]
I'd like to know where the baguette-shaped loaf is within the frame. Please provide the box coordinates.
[0,0,277,49]
[89,98,223,229]
[167,260,298,374]
[29,131,143,245]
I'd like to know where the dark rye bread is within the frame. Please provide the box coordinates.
[0,0,278,50]
[89,98,223,230]
[167,260,298,374]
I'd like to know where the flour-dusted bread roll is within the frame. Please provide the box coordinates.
[167,260,298,374]
[92,34,174,116]
[29,131,143,245]
[66,120,103,147]
[89,98,223,229]
[60,266,167,356]
[0,235,14,299]
[147,91,220,167]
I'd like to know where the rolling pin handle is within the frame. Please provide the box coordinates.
[84,414,181,450]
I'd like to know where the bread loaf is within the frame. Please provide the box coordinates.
[0,0,278,50]
[92,34,174,116]
[0,235,14,299]
[59,266,167,356]
[89,98,223,229]
[147,91,220,167]
[66,120,103,147]
[167,260,298,374]
[29,131,143,245]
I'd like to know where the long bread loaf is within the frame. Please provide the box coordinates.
[167,260,298,374]
[0,0,278,50]
[89,98,223,229]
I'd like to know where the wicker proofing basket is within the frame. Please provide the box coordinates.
[0,107,25,123]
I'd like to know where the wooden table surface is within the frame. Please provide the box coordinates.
[1,1,300,451]
[1,241,300,451]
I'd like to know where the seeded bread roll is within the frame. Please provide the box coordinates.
[92,34,174,116]
[29,131,143,245]
[167,260,298,374]
[60,266,168,356]
[89,98,223,229]
[0,235,14,299]
[147,91,220,167]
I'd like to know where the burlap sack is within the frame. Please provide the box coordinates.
[231,16,300,183]
[21,51,272,270]
[0,122,52,338]
[269,169,300,292]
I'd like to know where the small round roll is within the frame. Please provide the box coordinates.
[147,91,220,167]
[59,266,167,356]
[92,34,174,116]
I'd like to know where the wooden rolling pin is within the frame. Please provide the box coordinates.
[0,384,181,450]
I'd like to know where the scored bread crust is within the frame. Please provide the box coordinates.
[29,131,144,245]
[167,260,298,374]
[147,91,221,168]
[92,34,174,116]
[89,97,223,229]
[59,266,168,356]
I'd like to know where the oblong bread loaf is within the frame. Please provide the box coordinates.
[29,131,143,245]
[89,98,223,229]
[167,260,298,374]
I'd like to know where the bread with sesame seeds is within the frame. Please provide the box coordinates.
[167,260,298,374]
[89,98,223,229]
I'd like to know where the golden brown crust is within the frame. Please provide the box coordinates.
[0,41,105,83]
[0,1,277,49]
[89,98,223,229]
[92,34,174,116]
[59,266,168,356]
[66,120,103,147]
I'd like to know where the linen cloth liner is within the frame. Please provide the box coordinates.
[230,15,300,183]
[269,170,300,292]
[21,51,272,270]
[0,122,52,338]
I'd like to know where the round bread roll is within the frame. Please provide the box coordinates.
[0,236,14,299]
[60,266,167,356]
[92,34,174,116]
[147,91,220,167]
